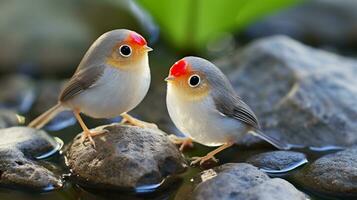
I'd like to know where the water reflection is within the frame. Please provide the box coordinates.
[35,137,64,160]
[135,179,165,193]
[260,158,308,174]
[308,145,345,152]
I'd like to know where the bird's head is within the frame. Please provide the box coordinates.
[165,57,212,101]
[84,29,152,71]
[106,30,152,70]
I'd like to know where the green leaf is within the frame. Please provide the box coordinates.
[137,0,302,51]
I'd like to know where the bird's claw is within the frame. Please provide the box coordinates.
[81,129,108,148]
[120,114,158,129]
[190,155,218,166]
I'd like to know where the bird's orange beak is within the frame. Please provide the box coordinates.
[164,76,175,82]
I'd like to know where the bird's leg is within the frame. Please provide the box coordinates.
[168,135,194,151]
[73,110,107,147]
[120,113,157,129]
[191,142,234,165]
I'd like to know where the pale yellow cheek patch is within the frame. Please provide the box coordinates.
[106,57,136,71]
[172,81,210,102]
[106,58,124,69]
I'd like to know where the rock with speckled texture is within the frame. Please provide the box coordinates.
[292,147,357,198]
[0,127,62,189]
[225,36,357,147]
[192,163,306,200]
[66,123,186,190]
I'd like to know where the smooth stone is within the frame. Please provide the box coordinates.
[66,123,186,190]
[0,127,59,156]
[292,147,357,197]
[0,127,62,189]
[225,36,357,147]
[192,163,306,200]
[246,151,308,173]
[0,75,35,113]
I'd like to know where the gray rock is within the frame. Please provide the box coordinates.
[245,0,357,48]
[0,109,24,128]
[292,147,357,197]
[0,148,61,190]
[225,36,357,147]
[0,127,58,156]
[66,123,186,190]
[0,127,62,189]
[246,151,308,173]
[192,163,306,200]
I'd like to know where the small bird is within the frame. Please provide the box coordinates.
[165,56,289,165]
[29,29,154,147]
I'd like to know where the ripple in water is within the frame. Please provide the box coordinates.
[308,145,345,152]
[260,158,308,174]
[35,137,64,160]
[135,179,165,193]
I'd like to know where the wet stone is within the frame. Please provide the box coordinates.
[246,151,308,173]
[226,36,357,147]
[192,163,306,200]
[0,127,62,189]
[66,123,187,191]
[292,147,357,197]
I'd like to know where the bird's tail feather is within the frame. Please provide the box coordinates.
[28,103,64,129]
[250,130,291,150]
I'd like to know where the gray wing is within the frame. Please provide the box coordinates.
[59,65,104,102]
[214,93,260,130]
[213,91,292,150]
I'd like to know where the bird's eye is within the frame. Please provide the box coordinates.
[188,74,200,87]
[119,45,132,57]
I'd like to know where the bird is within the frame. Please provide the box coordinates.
[165,56,289,165]
[29,29,154,147]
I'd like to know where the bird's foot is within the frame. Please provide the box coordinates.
[120,113,157,129]
[190,154,218,166]
[190,142,234,165]
[81,129,108,148]
[168,135,194,151]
